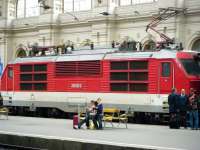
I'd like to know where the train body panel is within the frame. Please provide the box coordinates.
[1,91,167,113]
[1,49,200,114]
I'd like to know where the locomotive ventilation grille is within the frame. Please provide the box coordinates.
[55,61,101,76]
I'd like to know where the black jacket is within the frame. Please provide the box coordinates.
[168,93,179,113]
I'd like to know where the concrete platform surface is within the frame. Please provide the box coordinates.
[0,116,199,150]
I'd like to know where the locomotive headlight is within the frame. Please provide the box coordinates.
[194,53,200,62]
[198,53,200,65]
[197,53,200,59]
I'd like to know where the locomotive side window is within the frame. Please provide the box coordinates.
[111,61,128,70]
[110,83,128,91]
[20,74,32,81]
[130,72,148,81]
[20,65,32,72]
[34,83,47,90]
[110,72,128,80]
[162,62,171,77]
[130,83,148,92]
[34,74,47,81]
[20,64,47,91]
[130,61,148,70]
[8,68,13,78]
[20,83,32,90]
[34,64,47,72]
[110,60,149,92]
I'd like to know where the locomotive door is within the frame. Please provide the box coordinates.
[7,67,13,91]
[159,62,174,93]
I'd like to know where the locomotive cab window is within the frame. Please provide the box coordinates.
[162,62,171,77]
[180,59,200,75]
[8,68,13,78]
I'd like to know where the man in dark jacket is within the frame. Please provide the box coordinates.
[168,88,180,128]
[168,88,179,113]
[0,93,3,108]
[197,94,200,129]
[93,98,103,129]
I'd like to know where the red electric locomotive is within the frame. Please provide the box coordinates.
[0,48,200,120]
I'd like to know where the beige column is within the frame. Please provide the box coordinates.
[38,0,59,46]
[0,0,16,66]
[174,0,186,47]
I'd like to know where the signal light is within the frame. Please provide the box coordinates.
[194,54,200,62]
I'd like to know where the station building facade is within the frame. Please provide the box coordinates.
[0,0,200,68]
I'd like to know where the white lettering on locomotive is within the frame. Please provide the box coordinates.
[71,83,82,88]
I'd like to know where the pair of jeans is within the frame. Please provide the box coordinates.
[78,112,90,128]
[189,110,199,129]
[199,112,200,128]
[93,114,103,129]
[180,111,187,128]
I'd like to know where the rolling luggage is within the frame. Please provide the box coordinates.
[169,113,180,129]
[73,115,79,129]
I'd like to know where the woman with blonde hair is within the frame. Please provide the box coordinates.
[179,89,188,128]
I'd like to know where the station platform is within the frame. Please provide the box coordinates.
[0,116,199,150]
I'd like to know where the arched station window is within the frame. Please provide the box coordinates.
[191,38,200,52]
[16,48,27,58]
[17,0,39,18]
[63,0,92,12]
[143,40,156,51]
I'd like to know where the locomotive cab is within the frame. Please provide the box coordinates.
[1,65,14,90]
[177,52,200,94]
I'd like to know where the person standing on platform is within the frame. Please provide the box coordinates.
[0,93,3,108]
[168,88,180,129]
[188,89,199,130]
[179,89,188,128]
[93,98,103,130]
[197,93,200,129]
[78,100,95,129]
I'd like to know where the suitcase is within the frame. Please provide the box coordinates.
[73,115,79,129]
[169,114,180,129]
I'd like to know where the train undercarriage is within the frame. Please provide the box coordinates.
[4,104,170,125]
